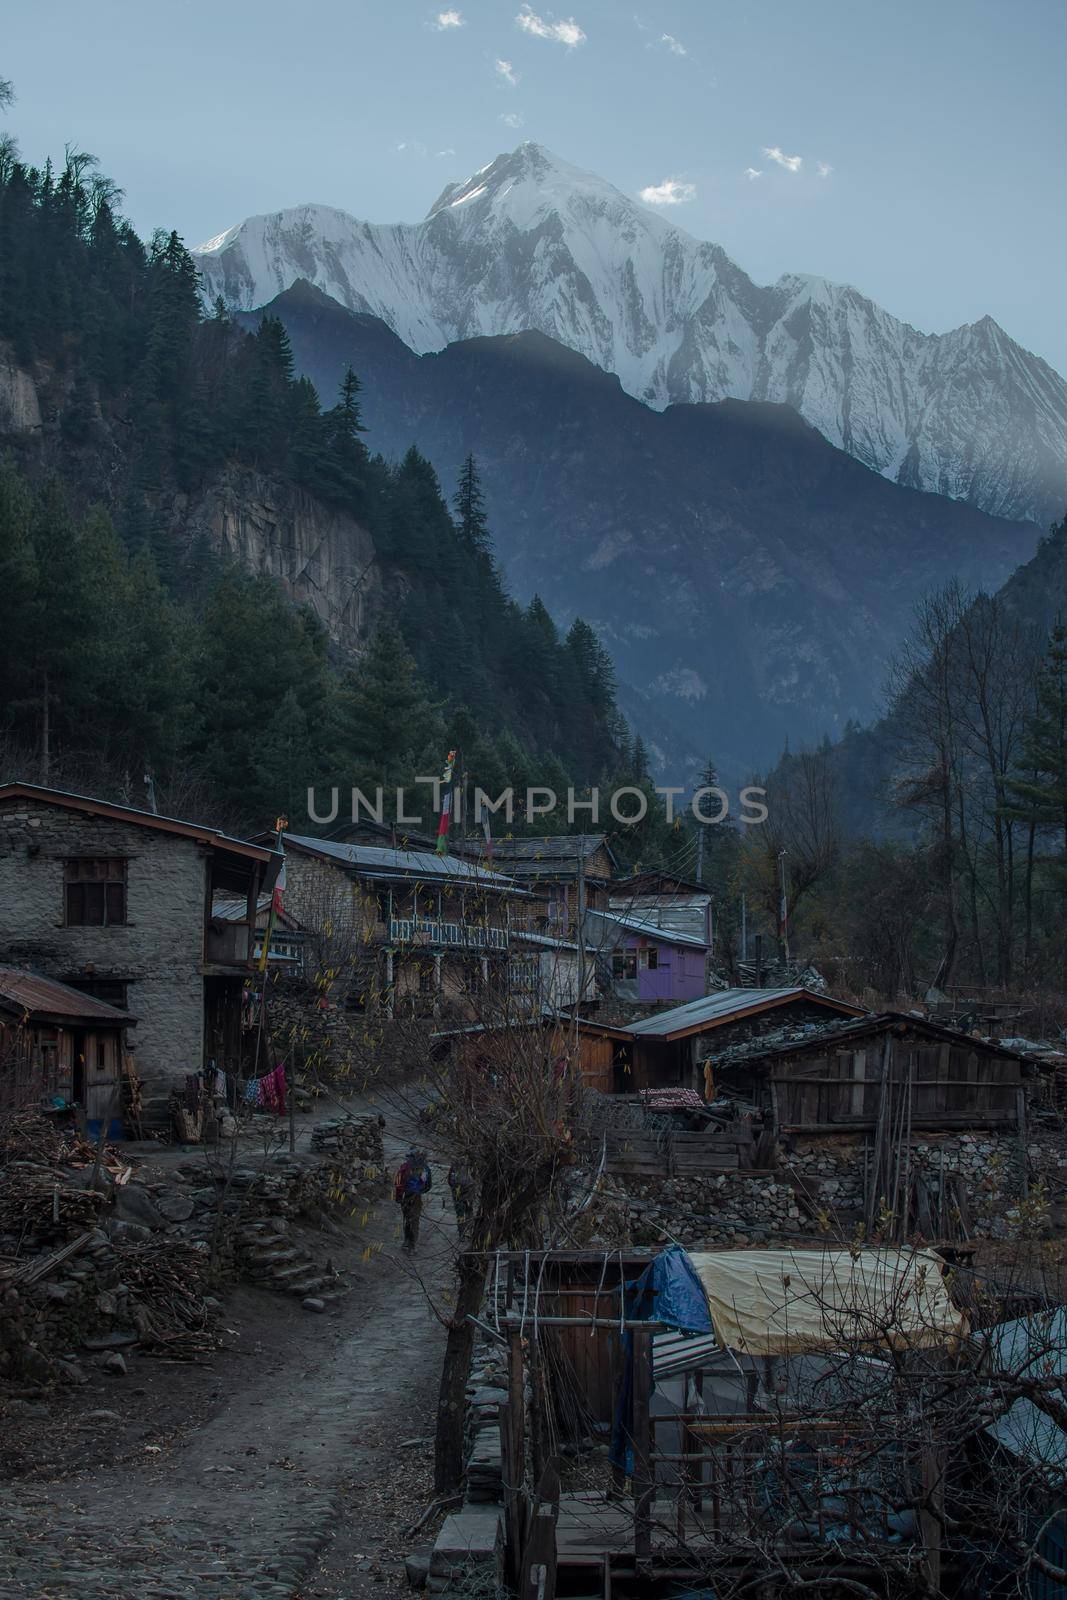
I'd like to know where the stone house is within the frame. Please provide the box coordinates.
[0,784,280,1098]
[276,833,530,1018]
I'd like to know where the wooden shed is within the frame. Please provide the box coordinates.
[712,1011,1027,1135]
[573,987,866,1093]
[0,965,135,1126]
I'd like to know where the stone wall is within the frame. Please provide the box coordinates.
[596,1128,1067,1248]
[0,798,207,1088]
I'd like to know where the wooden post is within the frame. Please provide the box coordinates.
[1016,1086,1029,1200]
[920,1438,944,1590]
[517,1465,559,1600]
[631,1326,653,1564]
[503,1328,526,1584]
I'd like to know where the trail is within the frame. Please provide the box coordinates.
[0,1109,452,1600]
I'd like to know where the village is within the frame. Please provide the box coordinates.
[1,778,1065,1600]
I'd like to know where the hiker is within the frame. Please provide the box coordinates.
[447,1159,475,1233]
[394,1148,432,1250]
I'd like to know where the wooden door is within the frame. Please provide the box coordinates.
[84,1030,120,1123]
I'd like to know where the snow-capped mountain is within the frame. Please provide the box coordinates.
[195,143,1067,525]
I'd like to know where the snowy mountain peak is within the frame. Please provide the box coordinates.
[193,147,1067,525]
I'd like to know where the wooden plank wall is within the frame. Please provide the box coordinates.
[774,1032,1021,1131]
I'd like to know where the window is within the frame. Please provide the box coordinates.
[611,949,637,980]
[63,977,129,1009]
[645,947,659,970]
[65,859,127,926]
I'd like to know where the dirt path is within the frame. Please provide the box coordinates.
[0,1107,454,1600]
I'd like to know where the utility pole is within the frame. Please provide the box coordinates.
[778,850,790,966]
[740,894,747,964]
[695,821,705,885]
[575,850,587,1019]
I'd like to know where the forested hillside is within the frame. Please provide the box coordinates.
[0,143,648,836]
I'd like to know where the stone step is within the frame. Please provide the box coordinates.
[243,1246,301,1267]
[285,1275,327,1296]
[269,1260,319,1283]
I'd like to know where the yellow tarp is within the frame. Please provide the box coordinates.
[687,1247,966,1355]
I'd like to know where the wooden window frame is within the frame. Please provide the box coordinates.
[64,858,128,927]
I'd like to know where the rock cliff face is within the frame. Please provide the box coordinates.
[167,468,383,651]
[0,342,384,660]
[196,142,1067,526]
[0,344,42,434]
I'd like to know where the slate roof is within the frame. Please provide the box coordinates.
[0,966,135,1025]
[0,783,278,872]
[706,1009,1031,1065]
[466,834,618,880]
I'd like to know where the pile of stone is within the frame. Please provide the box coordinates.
[310,1112,384,1165]
[0,1223,219,1383]
[465,1348,508,1504]
[0,1110,387,1376]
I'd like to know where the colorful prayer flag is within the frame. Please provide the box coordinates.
[435,750,457,856]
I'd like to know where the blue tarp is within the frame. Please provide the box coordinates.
[609,1246,713,1472]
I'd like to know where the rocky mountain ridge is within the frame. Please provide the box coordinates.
[241,282,1039,776]
[197,143,1067,526]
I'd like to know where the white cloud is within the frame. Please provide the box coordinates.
[515,6,586,46]
[764,146,802,173]
[437,147,456,157]
[433,8,464,27]
[744,167,762,181]
[397,139,428,156]
[660,32,687,55]
[639,177,696,206]
[495,57,520,85]
[500,111,525,128]
[817,161,833,179]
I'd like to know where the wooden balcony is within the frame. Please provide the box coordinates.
[387,917,507,952]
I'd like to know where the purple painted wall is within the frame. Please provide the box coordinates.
[623,935,707,1003]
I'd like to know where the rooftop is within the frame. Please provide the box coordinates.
[0,966,135,1025]
[591,910,710,951]
[706,1009,1033,1065]
[0,783,279,874]
[283,834,525,891]
[621,986,864,1041]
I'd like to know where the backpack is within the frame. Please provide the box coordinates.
[401,1161,429,1196]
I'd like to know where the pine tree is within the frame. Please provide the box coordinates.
[453,454,492,556]
[1003,623,1067,866]
[319,367,369,507]
[338,623,440,794]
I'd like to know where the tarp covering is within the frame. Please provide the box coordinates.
[688,1248,966,1355]
[627,1244,713,1337]
[609,1246,712,1472]
[984,1308,1067,1473]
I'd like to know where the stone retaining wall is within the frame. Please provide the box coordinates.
[596,1128,1067,1248]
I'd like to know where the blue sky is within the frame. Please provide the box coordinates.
[5,0,1066,373]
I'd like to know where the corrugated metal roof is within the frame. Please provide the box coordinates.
[625,987,813,1037]
[590,911,710,951]
[0,966,134,1024]
[284,834,523,890]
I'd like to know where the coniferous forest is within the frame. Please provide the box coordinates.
[0,142,671,846]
